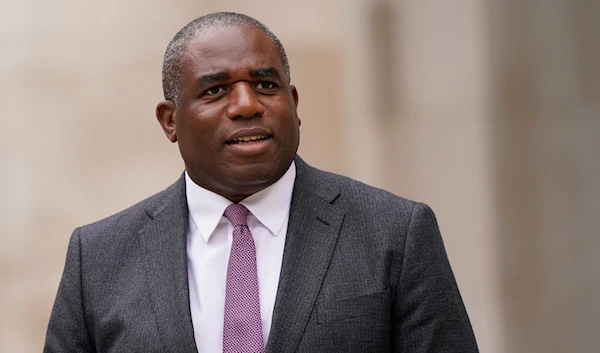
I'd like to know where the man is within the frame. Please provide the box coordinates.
[44,12,478,353]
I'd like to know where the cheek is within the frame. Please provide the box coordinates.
[264,99,298,123]
[179,107,223,141]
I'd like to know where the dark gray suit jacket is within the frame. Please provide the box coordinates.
[45,156,478,352]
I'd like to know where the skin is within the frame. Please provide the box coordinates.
[156,25,301,202]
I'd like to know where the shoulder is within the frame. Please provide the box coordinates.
[75,175,185,241]
[298,159,421,220]
[296,158,443,242]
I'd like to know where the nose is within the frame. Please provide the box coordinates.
[226,82,265,119]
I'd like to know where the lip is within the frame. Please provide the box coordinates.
[225,136,273,155]
[225,127,272,144]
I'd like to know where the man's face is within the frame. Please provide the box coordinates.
[157,26,300,202]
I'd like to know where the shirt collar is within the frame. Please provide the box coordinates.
[185,161,296,243]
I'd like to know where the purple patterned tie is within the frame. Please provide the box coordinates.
[222,204,264,353]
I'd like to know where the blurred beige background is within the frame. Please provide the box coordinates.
[1,0,599,352]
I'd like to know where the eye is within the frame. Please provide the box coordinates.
[256,81,277,90]
[205,86,225,96]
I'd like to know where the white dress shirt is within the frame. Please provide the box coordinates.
[186,162,296,352]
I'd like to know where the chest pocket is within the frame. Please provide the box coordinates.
[316,290,390,323]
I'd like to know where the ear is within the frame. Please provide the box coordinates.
[156,100,177,142]
[290,84,301,127]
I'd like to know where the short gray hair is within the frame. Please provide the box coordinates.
[162,12,291,106]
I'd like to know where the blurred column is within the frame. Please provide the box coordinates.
[490,0,600,352]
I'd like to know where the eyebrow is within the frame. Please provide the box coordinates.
[197,72,230,88]
[196,67,281,88]
[250,67,281,80]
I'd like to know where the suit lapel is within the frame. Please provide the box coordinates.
[266,158,345,353]
[138,176,198,353]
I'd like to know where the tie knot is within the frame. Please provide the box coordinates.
[223,203,250,227]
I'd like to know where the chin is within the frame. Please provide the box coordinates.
[230,162,287,187]
[233,167,280,186]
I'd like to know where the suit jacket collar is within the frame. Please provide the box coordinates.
[138,156,345,353]
[266,156,345,353]
[138,174,198,353]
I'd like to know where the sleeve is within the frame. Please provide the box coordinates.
[44,228,96,353]
[391,203,479,352]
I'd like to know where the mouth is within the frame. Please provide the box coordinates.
[226,134,272,145]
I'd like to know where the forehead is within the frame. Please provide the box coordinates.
[181,26,282,78]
